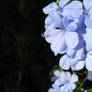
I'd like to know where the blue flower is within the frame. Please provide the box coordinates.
[83,0,92,29]
[42,0,85,56]
[50,71,78,92]
[43,19,79,56]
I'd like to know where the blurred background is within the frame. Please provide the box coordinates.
[0,0,59,92]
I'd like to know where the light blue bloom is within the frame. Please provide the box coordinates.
[83,0,92,29]
[54,71,78,92]
[87,71,92,81]
[43,14,80,55]
[43,22,79,56]
[42,0,85,56]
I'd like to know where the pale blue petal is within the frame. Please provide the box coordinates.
[67,49,76,58]
[66,72,71,80]
[71,59,85,71]
[48,88,55,92]
[59,55,71,70]
[45,16,51,25]
[59,86,65,92]
[62,1,83,19]
[43,25,61,43]
[84,28,92,52]
[84,15,92,29]
[49,10,63,28]
[65,31,79,49]
[71,83,76,90]
[73,38,86,60]
[59,0,70,8]
[51,76,57,82]
[54,70,61,77]
[61,17,72,28]
[70,74,78,83]
[58,71,69,85]
[87,71,92,81]
[66,21,77,32]
[52,84,59,92]
[86,53,92,71]
[51,31,66,56]
[43,2,58,14]
[83,0,92,11]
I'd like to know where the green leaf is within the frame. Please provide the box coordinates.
[56,0,59,4]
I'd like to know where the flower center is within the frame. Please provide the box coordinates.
[80,34,83,38]
[83,9,88,16]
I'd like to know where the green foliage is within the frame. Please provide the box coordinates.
[56,0,60,4]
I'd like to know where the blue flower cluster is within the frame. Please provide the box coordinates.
[42,0,92,91]
[49,70,78,92]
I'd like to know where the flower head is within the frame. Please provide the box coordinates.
[49,71,78,92]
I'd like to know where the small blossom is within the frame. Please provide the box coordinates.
[50,71,78,92]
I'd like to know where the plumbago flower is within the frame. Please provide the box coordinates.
[48,70,78,92]
[42,0,83,56]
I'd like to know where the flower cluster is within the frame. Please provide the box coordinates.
[42,0,92,91]
[49,70,78,92]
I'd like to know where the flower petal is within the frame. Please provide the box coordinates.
[83,0,92,11]
[71,83,76,90]
[62,1,83,19]
[59,0,70,8]
[65,31,79,50]
[66,21,77,32]
[43,2,58,14]
[45,16,51,25]
[70,74,78,83]
[51,31,66,55]
[66,71,71,80]
[71,59,85,71]
[49,10,63,28]
[48,88,55,92]
[43,25,61,43]
[86,53,92,71]
[84,28,92,52]
[58,71,69,85]
[84,15,92,29]
[54,70,61,77]
[59,55,71,70]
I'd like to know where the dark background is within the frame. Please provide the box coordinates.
[0,0,58,92]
